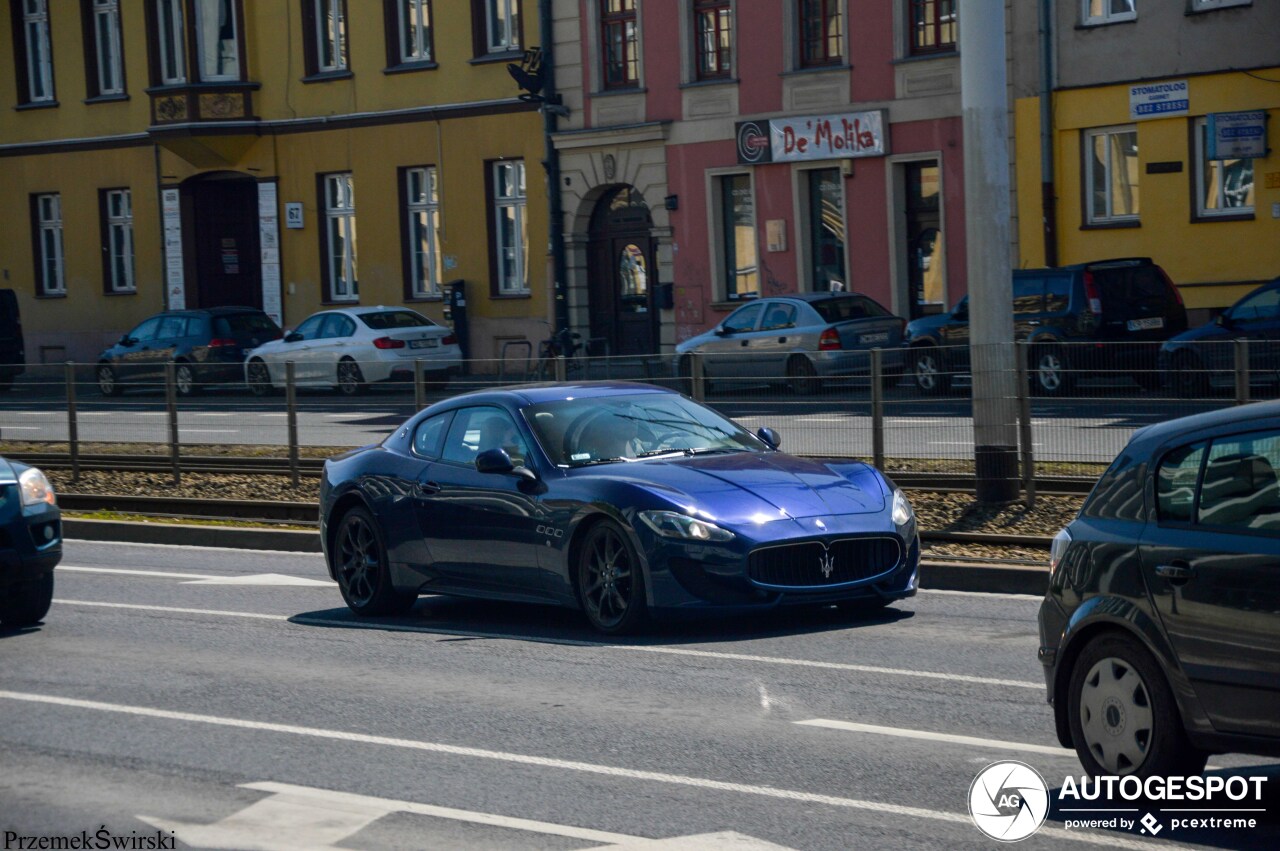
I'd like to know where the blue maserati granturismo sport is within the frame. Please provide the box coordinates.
[320,382,919,633]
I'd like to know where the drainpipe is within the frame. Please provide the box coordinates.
[1039,0,1058,267]
[540,0,570,336]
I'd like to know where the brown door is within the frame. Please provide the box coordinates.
[588,187,656,356]
[191,177,261,309]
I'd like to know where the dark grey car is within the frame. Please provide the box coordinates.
[1039,401,1280,778]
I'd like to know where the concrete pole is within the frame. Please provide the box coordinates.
[961,0,1020,502]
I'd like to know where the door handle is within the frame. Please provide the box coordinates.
[1155,563,1196,583]
[417,480,441,496]
[778,337,787,343]
[740,340,749,347]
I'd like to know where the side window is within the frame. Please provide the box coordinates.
[441,407,529,466]
[760,303,797,331]
[1044,274,1072,313]
[320,314,355,339]
[293,315,325,341]
[157,315,188,339]
[722,302,764,334]
[1157,442,1205,524]
[1198,432,1280,532]
[1012,275,1045,315]
[1230,287,1280,324]
[129,316,162,342]
[412,413,451,459]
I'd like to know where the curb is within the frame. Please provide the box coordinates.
[64,520,1047,594]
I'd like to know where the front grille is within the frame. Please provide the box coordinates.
[747,537,902,587]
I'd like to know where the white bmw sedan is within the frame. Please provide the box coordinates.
[244,307,462,395]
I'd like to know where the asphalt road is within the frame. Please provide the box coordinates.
[0,378,1230,467]
[2,541,1276,849]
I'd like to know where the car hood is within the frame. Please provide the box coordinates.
[1162,320,1229,348]
[904,313,952,342]
[596,452,888,524]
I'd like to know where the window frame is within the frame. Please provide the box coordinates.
[386,0,435,67]
[1193,116,1255,221]
[798,0,843,68]
[717,172,760,301]
[193,0,244,82]
[489,160,529,297]
[1188,0,1250,10]
[99,187,136,295]
[908,0,956,56]
[1082,0,1137,25]
[472,0,522,57]
[12,0,57,105]
[693,0,731,81]
[31,192,66,298]
[302,0,350,77]
[319,172,360,303]
[146,0,188,85]
[81,0,126,99]
[600,0,639,89]
[1083,125,1141,226]
[400,165,443,301]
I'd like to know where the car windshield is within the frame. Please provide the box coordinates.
[810,296,890,322]
[214,313,280,336]
[358,310,435,330]
[523,393,768,467]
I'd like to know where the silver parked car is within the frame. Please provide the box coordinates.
[674,294,907,394]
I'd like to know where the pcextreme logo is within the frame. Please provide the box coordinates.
[968,761,1051,842]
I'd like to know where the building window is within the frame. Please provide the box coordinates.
[403,167,442,299]
[1084,126,1140,224]
[600,1,638,88]
[392,0,433,63]
[195,0,240,80]
[1190,0,1250,9]
[101,189,136,294]
[798,0,842,67]
[481,0,520,54]
[32,193,65,296]
[82,0,124,97]
[694,0,731,80]
[304,0,348,74]
[153,0,187,84]
[1195,117,1254,219]
[720,174,759,300]
[492,161,528,295]
[322,173,359,301]
[909,0,956,55]
[806,169,845,292]
[1083,0,1136,25]
[14,0,56,104]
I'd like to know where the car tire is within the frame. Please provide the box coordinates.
[787,355,822,396]
[912,347,951,395]
[575,520,647,635]
[247,359,274,397]
[1033,344,1075,397]
[0,573,54,627]
[97,363,122,397]
[1172,352,1209,399]
[332,506,417,617]
[1067,633,1208,779]
[336,359,366,396]
[174,361,201,397]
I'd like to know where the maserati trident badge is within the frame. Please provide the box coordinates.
[819,548,835,579]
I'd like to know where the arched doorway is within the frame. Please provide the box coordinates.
[181,171,261,309]
[588,186,656,356]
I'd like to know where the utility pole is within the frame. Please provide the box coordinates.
[539,0,570,336]
[961,0,1020,503]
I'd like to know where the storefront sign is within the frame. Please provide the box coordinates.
[258,182,283,326]
[1129,80,1188,120]
[1207,111,1267,159]
[161,188,185,310]
[736,110,887,164]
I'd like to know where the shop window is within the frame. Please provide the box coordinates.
[1194,117,1254,219]
[719,174,759,300]
[1084,126,1140,224]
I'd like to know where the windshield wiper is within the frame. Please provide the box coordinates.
[633,447,740,459]
[570,456,630,467]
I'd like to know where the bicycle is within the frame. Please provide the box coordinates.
[533,326,585,381]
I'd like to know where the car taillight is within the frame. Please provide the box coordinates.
[818,328,842,351]
[372,337,406,349]
[1083,271,1102,315]
[441,334,457,346]
[207,338,238,348]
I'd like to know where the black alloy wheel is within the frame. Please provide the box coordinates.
[334,507,416,616]
[1033,344,1075,396]
[247,360,274,397]
[97,363,122,397]
[576,521,646,634]
[912,347,950,395]
[787,355,821,396]
[337,359,366,396]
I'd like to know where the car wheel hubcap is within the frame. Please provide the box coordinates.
[584,530,631,627]
[1039,354,1062,391]
[917,355,937,390]
[339,363,358,392]
[98,369,114,392]
[338,518,378,607]
[177,368,193,394]
[1080,656,1154,774]
[249,363,268,388]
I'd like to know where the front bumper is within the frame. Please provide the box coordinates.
[0,500,62,589]
[813,349,908,378]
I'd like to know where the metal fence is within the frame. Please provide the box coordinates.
[0,339,1260,494]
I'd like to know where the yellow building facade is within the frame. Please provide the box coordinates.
[1016,69,1280,317]
[0,0,548,364]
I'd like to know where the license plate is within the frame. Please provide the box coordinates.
[409,338,438,349]
[859,332,889,345]
[1126,317,1164,331]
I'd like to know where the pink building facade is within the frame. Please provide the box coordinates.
[553,1,964,355]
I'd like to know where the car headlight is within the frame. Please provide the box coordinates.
[638,510,734,542]
[1050,528,1072,576]
[891,489,914,527]
[19,467,56,508]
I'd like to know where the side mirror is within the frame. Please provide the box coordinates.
[475,448,515,474]
[953,305,968,321]
[756,427,781,449]
[119,335,134,346]
[284,331,304,343]
[714,326,731,337]
[1215,312,1231,328]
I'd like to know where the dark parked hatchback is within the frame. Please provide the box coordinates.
[906,258,1187,396]
[97,307,281,396]
[1039,401,1280,779]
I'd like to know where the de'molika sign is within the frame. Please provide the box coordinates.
[736,110,888,165]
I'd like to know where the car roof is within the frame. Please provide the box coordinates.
[773,292,875,303]
[437,381,677,408]
[1128,399,1280,454]
[163,306,266,316]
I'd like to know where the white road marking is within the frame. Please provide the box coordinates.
[795,719,1070,757]
[0,426,44,430]
[64,538,323,556]
[757,684,772,712]
[60,566,220,580]
[183,573,332,587]
[919,588,1043,601]
[55,600,286,620]
[0,690,1164,849]
[180,429,241,434]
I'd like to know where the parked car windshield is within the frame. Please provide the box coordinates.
[523,393,768,467]
[215,313,280,336]
[358,310,435,330]
[810,296,890,322]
